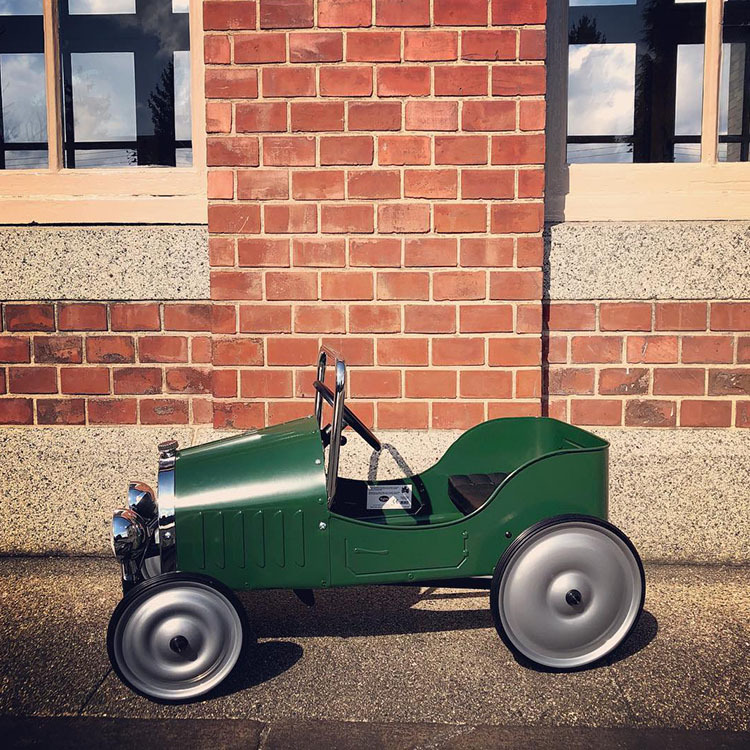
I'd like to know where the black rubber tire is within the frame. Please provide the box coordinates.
[107,572,250,703]
[489,514,646,671]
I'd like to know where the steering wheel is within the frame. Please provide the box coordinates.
[314,380,382,452]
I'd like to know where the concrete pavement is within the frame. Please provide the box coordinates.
[0,558,748,745]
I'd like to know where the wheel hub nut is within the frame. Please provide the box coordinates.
[565,589,583,607]
[169,635,189,654]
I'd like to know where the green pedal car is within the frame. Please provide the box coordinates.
[108,348,645,702]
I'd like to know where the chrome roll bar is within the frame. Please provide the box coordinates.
[314,347,346,504]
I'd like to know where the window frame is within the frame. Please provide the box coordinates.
[0,0,206,224]
[546,0,750,221]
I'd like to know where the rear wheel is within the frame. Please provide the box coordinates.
[107,572,248,702]
[490,515,644,670]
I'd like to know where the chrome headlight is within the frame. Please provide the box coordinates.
[111,508,147,562]
[127,481,156,520]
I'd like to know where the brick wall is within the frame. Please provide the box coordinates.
[205,0,547,430]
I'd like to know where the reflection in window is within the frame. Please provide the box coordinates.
[719,1,750,162]
[0,6,47,169]
[61,0,192,168]
[568,0,706,163]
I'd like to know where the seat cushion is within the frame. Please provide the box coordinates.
[448,472,508,515]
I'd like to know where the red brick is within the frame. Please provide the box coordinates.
[241,369,293,398]
[434,271,485,300]
[492,65,545,96]
[322,271,374,300]
[262,67,315,98]
[433,338,484,365]
[404,305,456,333]
[267,336,319,365]
[240,305,292,333]
[517,236,544,267]
[138,336,188,364]
[291,101,345,131]
[548,400,567,421]
[58,303,107,331]
[708,369,750,396]
[60,367,109,395]
[405,101,458,131]
[548,336,568,364]
[236,103,287,133]
[737,401,750,427]
[512,368,541,397]
[520,29,546,60]
[266,271,318,300]
[492,0,546,24]
[488,337,540,366]
[164,304,211,332]
[571,336,623,364]
[212,305,237,334]
[293,238,346,267]
[350,304,402,332]
[205,68,258,98]
[625,400,677,427]
[110,303,159,332]
[680,400,731,427]
[207,137,259,166]
[711,303,750,331]
[739,337,750,363]
[8,366,56,394]
[320,67,374,97]
[264,204,317,233]
[462,101,515,132]
[234,32,286,63]
[491,203,543,233]
[600,303,652,332]
[378,204,430,233]
[461,169,514,199]
[460,237,513,267]
[320,136,374,165]
[322,336,375,365]
[0,398,33,424]
[378,136,430,166]
[348,170,400,199]
[404,31,458,61]
[192,337,212,364]
[377,272,429,300]
[405,370,456,398]
[518,169,544,198]
[516,304,542,334]
[627,336,678,364]
[435,136,488,165]
[321,204,375,233]
[489,401,542,419]
[214,402,265,430]
[432,402,485,430]
[211,271,263,300]
[164,367,211,394]
[489,270,542,300]
[434,66,488,96]
[548,303,596,331]
[213,337,264,366]
[378,401,429,429]
[378,338,429,365]
[204,34,231,64]
[348,101,402,130]
[549,368,595,396]
[459,304,513,333]
[376,0,429,27]
[570,399,622,427]
[377,66,431,97]
[140,399,189,425]
[350,369,401,398]
[346,31,401,62]
[263,136,316,165]
[435,0,488,26]
[207,170,233,200]
[112,368,161,395]
[88,398,137,424]
[404,169,458,199]
[269,400,317,424]
[519,101,545,132]
[319,0,372,28]
[682,335,733,364]
[86,336,135,364]
[237,170,289,201]
[292,170,345,200]
[212,370,238,398]
[0,336,30,363]
[204,1,256,30]
[5,304,54,332]
[462,30,516,61]
[655,302,707,331]
[404,238,457,267]
[290,32,343,62]
[653,368,705,396]
[492,134,545,165]
[294,305,346,333]
[598,368,649,395]
[206,101,231,134]
[260,0,314,29]
[460,370,512,399]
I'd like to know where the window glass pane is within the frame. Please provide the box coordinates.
[568,0,706,163]
[719,0,750,162]
[0,5,47,169]
[60,0,192,168]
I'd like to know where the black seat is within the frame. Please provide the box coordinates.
[448,473,508,515]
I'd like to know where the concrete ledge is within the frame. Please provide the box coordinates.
[2,426,748,562]
[0,225,209,301]
[547,221,750,300]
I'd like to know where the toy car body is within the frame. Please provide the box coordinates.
[108,348,645,702]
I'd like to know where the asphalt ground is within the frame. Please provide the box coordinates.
[0,558,748,748]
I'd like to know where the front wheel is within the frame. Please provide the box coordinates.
[490,515,645,670]
[107,572,248,702]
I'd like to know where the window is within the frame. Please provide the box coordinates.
[0,0,205,223]
[547,0,750,220]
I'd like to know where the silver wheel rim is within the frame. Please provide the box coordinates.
[113,580,243,700]
[498,521,642,668]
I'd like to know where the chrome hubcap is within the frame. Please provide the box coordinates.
[113,581,243,700]
[498,521,643,668]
